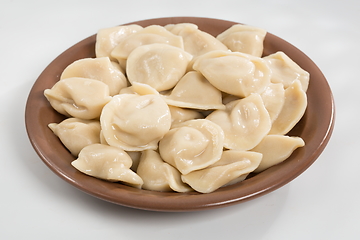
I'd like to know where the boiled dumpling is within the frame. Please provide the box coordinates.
[165,23,228,57]
[260,83,285,123]
[193,50,271,98]
[263,51,310,91]
[126,43,192,91]
[216,24,267,57]
[100,93,171,151]
[44,77,112,120]
[72,144,143,188]
[269,80,307,135]
[159,119,224,175]
[111,25,184,64]
[137,150,192,192]
[163,71,225,110]
[181,150,262,193]
[60,57,128,96]
[95,24,143,62]
[251,135,305,172]
[206,93,271,150]
[48,118,101,156]
[168,106,203,128]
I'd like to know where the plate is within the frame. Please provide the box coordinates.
[25,17,335,212]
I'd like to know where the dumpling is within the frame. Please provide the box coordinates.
[269,80,307,135]
[44,77,112,120]
[165,23,228,57]
[206,93,271,150]
[48,118,101,156]
[126,43,192,91]
[251,135,305,172]
[136,150,192,192]
[60,57,128,96]
[95,24,143,62]
[163,71,225,110]
[159,119,224,175]
[119,82,160,96]
[72,144,143,188]
[263,51,310,91]
[100,93,171,151]
[168,106,203,128]
[216,24,267,57]
[193,50,271,98]
[260,83,285,123]
[181,150,262,193]
[111,25,184,63]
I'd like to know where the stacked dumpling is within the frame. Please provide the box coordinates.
[44,23,308,193]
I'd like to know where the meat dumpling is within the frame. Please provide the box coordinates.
[181,150,262,193]
[100,93,171,151]
[126,43,192,91]
[48,118,101,156]
[216,24,267,57]
[193,50,271,98]
[159,119,224,175]
[137,150,192,192]
[206,93,271,150]
[72,144,143,188]
[44,77,112,120]
[60,57,128,96]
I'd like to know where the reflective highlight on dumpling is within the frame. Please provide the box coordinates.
[251,135,305,172]
[193,50,271,98]
[159,119,224,175]
[48,118,101,156]
[44,77,112,119]
[72,144,143,188]
[100,93,171,151]
[181,150,262,193]
[206,93,271,150]
[137,150,192,192]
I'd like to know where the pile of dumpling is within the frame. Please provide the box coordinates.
[44,23,309,194]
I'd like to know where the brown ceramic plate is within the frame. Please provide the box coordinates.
[25,17,335,212]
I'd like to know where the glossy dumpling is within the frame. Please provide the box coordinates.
[165,23,228,57]
[159,119,224,175]
[263,51,310,91]
[193,50,271,98]
[206,93,271,150]
[260,83,285,123]
[126,43,192,91]
[181,150,262,193]
[137,150,192,192]
[251,135,305,172]
[100,93,171,151]
[163,71,225,110]
[216,24,267,57]
[44,77,112,120]
[111,25,184,63]
[60,57,128,96]
[71,144,143,188]
[48,118,101,156]
[269,80,307,135]
[95,24,143,62]
[168,106,203,128]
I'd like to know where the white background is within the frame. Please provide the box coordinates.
[1,0,359,239]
